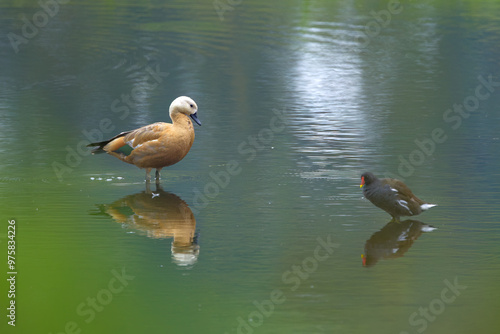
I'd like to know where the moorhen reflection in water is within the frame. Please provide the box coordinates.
[362,219,436,267]
[98,184,199,267]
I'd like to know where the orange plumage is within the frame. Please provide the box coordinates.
[88,96,201,182]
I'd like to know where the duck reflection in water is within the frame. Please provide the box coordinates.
[100,184,199,267]
[361,220,436,267]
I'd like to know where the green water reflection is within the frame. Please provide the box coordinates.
[95,184,199,267]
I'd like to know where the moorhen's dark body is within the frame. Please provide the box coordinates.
[360,172,436,222]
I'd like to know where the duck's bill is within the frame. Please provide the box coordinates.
[360,176,365,188]
[190,113,202,126]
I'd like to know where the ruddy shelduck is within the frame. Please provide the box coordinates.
[88,96,201,182]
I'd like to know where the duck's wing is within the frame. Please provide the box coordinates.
[104,122,169,154]
[123,123,169,148]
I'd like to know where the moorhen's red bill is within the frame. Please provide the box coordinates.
[360,172,436,222]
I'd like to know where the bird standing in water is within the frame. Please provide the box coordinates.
[360,172,436,222]
[88,96,201,183]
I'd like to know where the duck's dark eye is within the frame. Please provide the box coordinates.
[190,104,194,108]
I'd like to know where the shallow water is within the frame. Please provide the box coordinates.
[1,1,499,333]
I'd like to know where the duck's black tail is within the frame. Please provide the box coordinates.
[87,131,132,155]
[87,141,109,154]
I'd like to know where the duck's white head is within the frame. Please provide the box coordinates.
[169,96,201,126]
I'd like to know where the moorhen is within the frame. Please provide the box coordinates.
[360,172,436,222]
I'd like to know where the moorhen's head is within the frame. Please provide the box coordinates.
[360,172,378,188]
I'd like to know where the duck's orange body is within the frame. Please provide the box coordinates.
[88,96,201,182]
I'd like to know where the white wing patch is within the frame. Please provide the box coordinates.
[397,199,413,214]
[128,139,159,149]
[390,187,398,193]
[127,140,138,148]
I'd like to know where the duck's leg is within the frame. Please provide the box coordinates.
[155,168,162,183]
[145,168,152,182]
[154,182,163,193]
